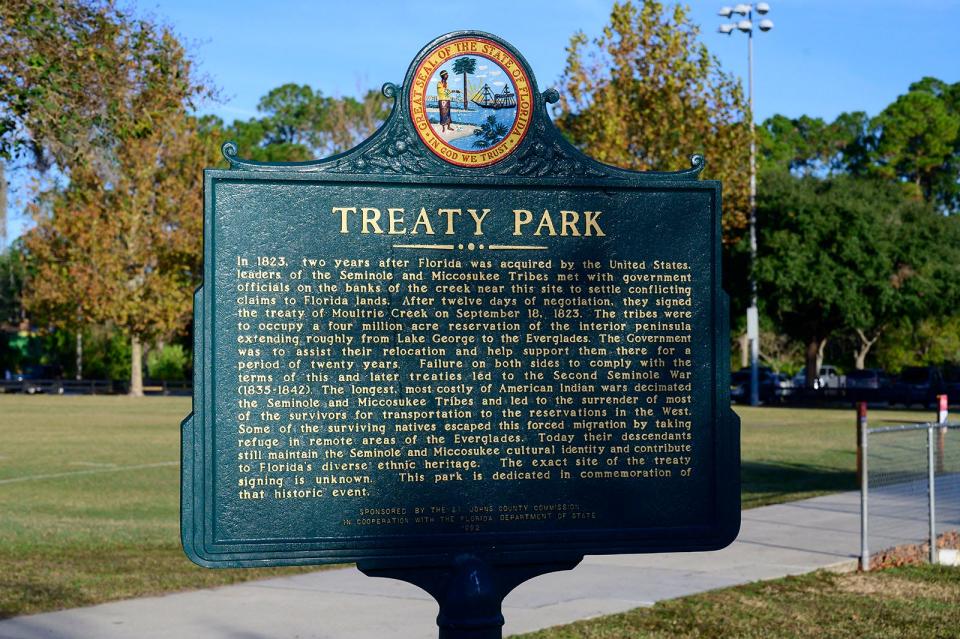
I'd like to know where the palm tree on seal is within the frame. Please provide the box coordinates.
[451,57,477,110]
[473,115,509,149]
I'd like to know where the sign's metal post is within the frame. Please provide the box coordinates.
[927,424,937,564]
[359,554,582,638]
[859,403,869,571]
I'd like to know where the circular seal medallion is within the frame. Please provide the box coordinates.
[409,37,533,167]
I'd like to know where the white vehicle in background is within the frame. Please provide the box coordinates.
[792,365,845,390]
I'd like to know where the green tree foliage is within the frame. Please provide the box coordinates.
[755,173,959,382]
[0,242,27,373]
[1,0,118,168]
[760,77,960,213]
[147,343,189,381]
[758,113,869,176]
[0,1,217,247]
[871,86,960,206]
[5,3,390,387]
[257,84,326,147]
[14,4,211,395]
[847,198,960,369]
[325,89,392,153]
[216,84,391,162]
[876,316,960,372]
[76,326,131,380]
[873,78,960,206]
[555,0,751,242]
[907,77,960,211]
[0,242,25,331]
[232,117,312,162]
[757,77,960,374]
[198,115,309,164]
[1,162,7,246]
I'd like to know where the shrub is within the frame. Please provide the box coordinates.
[147,344,189,381]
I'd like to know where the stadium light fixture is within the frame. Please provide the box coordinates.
[716,3,775,407]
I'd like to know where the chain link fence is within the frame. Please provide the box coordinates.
[860,415,960,570]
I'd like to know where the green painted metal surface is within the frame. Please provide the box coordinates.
[181,31,739,570]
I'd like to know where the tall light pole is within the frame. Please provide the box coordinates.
[719,3,773,407]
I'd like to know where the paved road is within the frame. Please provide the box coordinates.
[0,491,878,639]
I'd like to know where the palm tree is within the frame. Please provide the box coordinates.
[451,57,476,110]
[473,115,509,149]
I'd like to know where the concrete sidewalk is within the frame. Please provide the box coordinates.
[0,492,867,639]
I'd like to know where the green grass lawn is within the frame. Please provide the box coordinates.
[512,564,960,639]
[0,396,315,618]
[0,397,940,618]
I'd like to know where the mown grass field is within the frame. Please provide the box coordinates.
[0,396,940,618]
[0,396,316,618]
[513,564,960,639]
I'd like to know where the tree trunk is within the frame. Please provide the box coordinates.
[854,348,867,371]
[76,331,83,380]
[0,161,6,247]
[463,74,468,110]
[805,336,827,389]
[129,335,144,397]
[739,333,749,369]
[854,328,881,371]
[805,339,819,389]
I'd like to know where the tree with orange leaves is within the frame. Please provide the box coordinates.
[555,0,751,242]
[11,3,212,395]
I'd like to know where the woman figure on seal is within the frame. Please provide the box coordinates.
[437,70,454,132]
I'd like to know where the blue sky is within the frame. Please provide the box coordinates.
[5,0,959,243]
[144,0,958,123]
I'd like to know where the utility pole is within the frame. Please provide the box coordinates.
[719,3,774,406]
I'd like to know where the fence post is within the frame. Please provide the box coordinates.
[927,424,937,564]
[936,394,947,474]
[858,402,869,571]
[856,402,867,488]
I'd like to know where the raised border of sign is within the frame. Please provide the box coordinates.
[181,30,740,569]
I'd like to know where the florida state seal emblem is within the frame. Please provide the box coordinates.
[409,37,533,167]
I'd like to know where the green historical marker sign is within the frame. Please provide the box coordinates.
[182,31,739,637]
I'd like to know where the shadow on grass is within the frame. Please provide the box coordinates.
[742,460,856,507]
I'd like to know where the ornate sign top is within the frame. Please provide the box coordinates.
[219,30,705,182]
